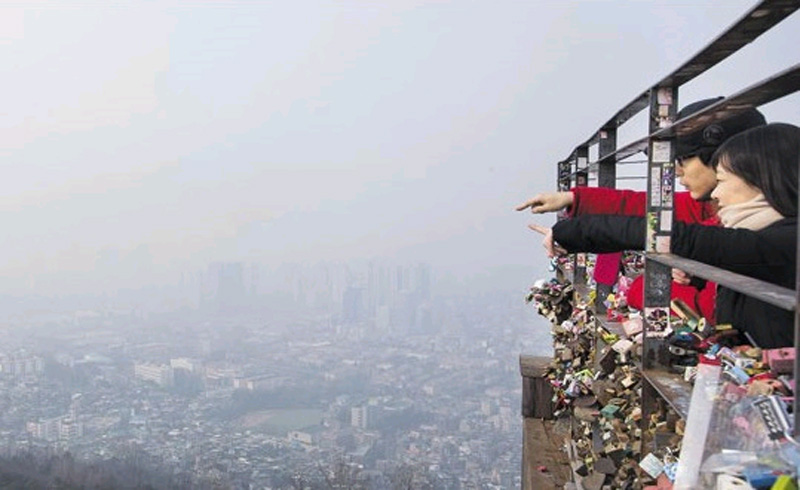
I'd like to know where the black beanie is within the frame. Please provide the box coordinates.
[675,97,766,163]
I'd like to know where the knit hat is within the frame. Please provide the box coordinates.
[675,97,766,163]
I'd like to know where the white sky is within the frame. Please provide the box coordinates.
[1,0,799,295]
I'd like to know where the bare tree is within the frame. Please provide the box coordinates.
[389,463,416,490]
[289,471,311,490]
[318,456,365,490]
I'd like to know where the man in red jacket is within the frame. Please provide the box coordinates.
[517,97,766,321]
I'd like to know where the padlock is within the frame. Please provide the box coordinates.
[621,375,637,388]
[763,348,796,375]
[638,453,664,479]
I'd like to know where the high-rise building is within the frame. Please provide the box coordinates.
[203,262,246,312]
[414,263,432,300]
[351,405,373,429]
[27,415,83,442]
[170,358,201,373]
[134,362,174,387]
[342,287,364,324]
[396,265,407,292]
[60,418,84,440]
[0,352,44,378]
[69,393,82,422]
[27,417,61,442]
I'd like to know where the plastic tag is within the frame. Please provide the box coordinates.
[715,474,754,490]
[639,453,664,479]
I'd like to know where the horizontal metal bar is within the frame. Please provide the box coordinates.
[585,160,649,171]
[593,63,800,167]
[591,95,650,145]
[561,0,799,162]
[567,166,594,177]
[659,0,800,89]
[571,170,645,182]
[655,63,800,138]
[642,369,691,420]
[592,140,649,168]
[648,253,796,311]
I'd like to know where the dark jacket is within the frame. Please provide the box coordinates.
[552,216,797,348]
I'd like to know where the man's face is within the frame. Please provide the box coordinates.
[675,155,717,200]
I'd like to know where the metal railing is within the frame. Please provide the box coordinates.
[550,0,800,441]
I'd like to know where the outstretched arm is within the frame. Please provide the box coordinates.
[552,215,646,253]
[533,187,715,223]
[551,216,795,284]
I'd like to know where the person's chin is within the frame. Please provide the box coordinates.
[693,190,714,202]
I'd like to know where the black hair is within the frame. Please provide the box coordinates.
[695,147,717,166]
[710,123,800,218]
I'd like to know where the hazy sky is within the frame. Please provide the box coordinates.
[2,1,799,295]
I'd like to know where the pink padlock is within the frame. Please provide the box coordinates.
[762,348,796,375]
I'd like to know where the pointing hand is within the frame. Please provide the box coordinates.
[516,192,574,214]
[528,223,566,258]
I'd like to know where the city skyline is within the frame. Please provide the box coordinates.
[0,264,549,488]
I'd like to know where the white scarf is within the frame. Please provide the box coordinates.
[717,193,784,231]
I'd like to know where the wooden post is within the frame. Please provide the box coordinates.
[520,355,570,490]
[520,355,554,419]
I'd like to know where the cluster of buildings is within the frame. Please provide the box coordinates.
[0,262,549,488]
[0,351,45,378]
[26,394,84,442]
[176,261,435,335]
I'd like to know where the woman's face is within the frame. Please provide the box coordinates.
[710,163,761,209]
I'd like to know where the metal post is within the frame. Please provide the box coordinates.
[642,86,678,369]
[641,86,678,455]
[596,128,619,314]
[794,151,800,437]
[574,147,589,296]
[558,160,571,193]
[554,159,573,283]
[598,127,617,189]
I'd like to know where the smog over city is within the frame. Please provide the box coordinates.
[1,1,799,488]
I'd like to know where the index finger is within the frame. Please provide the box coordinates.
[527,223,549,236]
[515,198,537,212]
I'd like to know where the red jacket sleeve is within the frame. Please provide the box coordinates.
[570,187,717,225]
[569,187,645,217]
